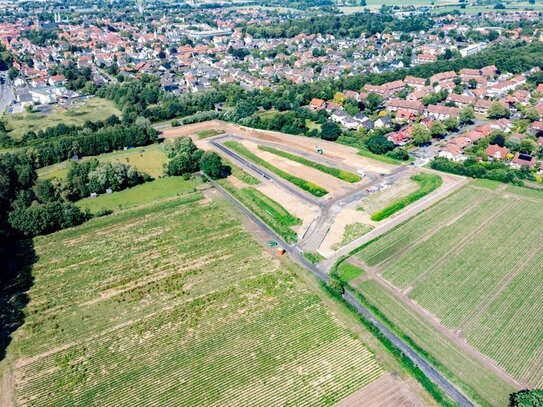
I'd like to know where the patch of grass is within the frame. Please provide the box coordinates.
[305,119,322,132]
[224,141,328,197]
[258,145,361,183]
[37,144,167,179]
[370,174,442,221]
[303,251,325,264]
[196,129,223,139]
[332,223,374,250]
[6,97,121,140]
[76,176,201,214]
[357,148,404,166]
[218,180,300,243]
[473,179,501,190]
[222,158,261,185]
[338,262,365,282]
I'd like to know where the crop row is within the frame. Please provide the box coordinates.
[258,145,361,183]
[224,141,328,197]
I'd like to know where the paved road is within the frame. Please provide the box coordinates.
[211,137,325,208]
[206,174,474,407]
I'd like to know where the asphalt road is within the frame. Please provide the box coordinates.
[211,137,325,208]
[206,173,474,407]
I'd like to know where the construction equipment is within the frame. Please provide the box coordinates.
[316,145,323,155]
[267,240,278,247]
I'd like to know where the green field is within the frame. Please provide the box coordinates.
[37,144,167,180]
[224,141,328,197]
[4,194,386,406]
[6,98,121,140]
[357,148,405,165]
[354,183,543,392]
[76,176,201,214]
[258,145,362,183]
[370,173,442,221]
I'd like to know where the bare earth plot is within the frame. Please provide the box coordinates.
[1,194,409,407]
[352,182,543,404]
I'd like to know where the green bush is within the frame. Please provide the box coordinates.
[370,174,442,221]
[224,141,328,197]
[258,145,361,183]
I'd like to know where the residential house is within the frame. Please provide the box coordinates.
[474,99,492,115]
[445,93,476,108]
[530,121,543,135]
[485,144,509,160]
[511,152,536,169]
[387,98,424,114]
[309,98,326,111]
[425,104,460,120]
[374,115,392,129]
[439,144,465,161]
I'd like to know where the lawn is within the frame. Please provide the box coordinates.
[354,184,543,391]
[37,144,167,179]
[258,145,361,183]
[5,195,385,406]
[357,148,406,165]
[76,176,201,214]
[370,173,442,221]
[5,97,121,140]
[224,141,328,197]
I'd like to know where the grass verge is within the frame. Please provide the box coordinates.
[224,141,328,197]
[258,145,361,183]
[218,180,300,243]
[357,148,405,165]
[303,251,324,264]
[222,157,261,185]
[370,174,442,221]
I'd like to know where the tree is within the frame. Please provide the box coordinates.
[320,122,341,141]
[509,389,543,406]
[489,130,506,147]
[459,106,475,125]
[524,108,540,122]
[488,102,510,119]
[520,138,538,155]
[443,117,459,131]
[364,134,394,154]
[364,93,383,113]
[430,121,446,138]
[468,79,478,89]
[234,99,257,120]
[200,151,228,179]
[411,124,432,146]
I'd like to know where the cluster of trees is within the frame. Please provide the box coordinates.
[23,30,58,46]
[245,11,432,39]
[65,159,150,201]
[0,154,88,240]
[509,389,543,407]
[430,157,530,185]
[164,137,228,179]
[48,62,93,91]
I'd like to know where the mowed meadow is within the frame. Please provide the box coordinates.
[4,192,385,406]
[355,182,543,389]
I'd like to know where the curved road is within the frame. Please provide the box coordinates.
[206,175,474,407]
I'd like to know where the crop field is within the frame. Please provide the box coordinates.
[355,183,543,388]
[224,141,329,197]
[6,98,121,140]
[37,144,167,180]
[5,194,386,406]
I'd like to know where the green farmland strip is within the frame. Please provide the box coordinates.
[370,174,442,221]
[258,145,361,183]
[222,157,261,185]
[224,141,328,197]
